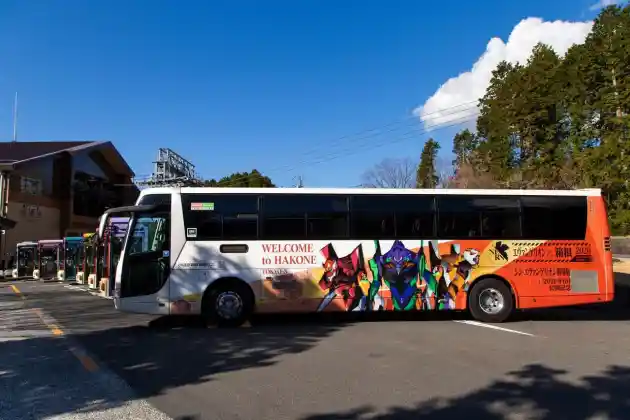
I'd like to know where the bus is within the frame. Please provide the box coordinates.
[34,239,63,281]
[77,232,95,284]
[12,241,38,279]
[95,217,148,295]
[97,187,613,327]
[58,236,84,282]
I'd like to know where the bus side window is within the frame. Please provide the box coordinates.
[350,195,395,239]
[395,196,435,238]
[521,196,586,240]
[182,194,259,241]
[438,195,520,239]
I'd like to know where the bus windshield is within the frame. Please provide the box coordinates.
[84,244,95,274]
[126,215,164,255]
[17,245,38,277]
[39,246,59,279]
[65,242,82,267]
[17,246,37,268]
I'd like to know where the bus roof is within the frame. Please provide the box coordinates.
[17,241,38,247]
[38,239,63,244]
[137,186,602,198]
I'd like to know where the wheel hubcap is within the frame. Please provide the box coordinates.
[216,291,243,319]
[478,288,504,315]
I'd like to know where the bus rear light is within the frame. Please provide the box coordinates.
[604,236,611,252]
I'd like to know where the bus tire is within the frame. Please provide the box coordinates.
[468,277,513,323]
[202,280,253,328]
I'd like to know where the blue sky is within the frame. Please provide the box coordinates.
[0,0,610,187]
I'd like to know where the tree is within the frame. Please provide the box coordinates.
[416,138,441,188]
[203,169,275,188]
[452,129,478,169]
[443,3,630,233]
[360,157,416,188]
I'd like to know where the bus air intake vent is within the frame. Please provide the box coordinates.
[604,237,611,252]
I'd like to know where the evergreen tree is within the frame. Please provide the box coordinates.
[452,129,478,170]
[443,3,630,232]
[416,138,440,188]
[203,170,275,188]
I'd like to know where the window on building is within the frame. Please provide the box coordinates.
[73,172,122,218]
[20,177,42,195]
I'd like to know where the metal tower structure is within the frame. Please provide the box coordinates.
[136,148,203,187]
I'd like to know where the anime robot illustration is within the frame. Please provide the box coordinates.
[317,244,367,312]
[368,240,435,311]
[429,241,480,310]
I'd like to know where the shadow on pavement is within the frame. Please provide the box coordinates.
[299,363,630,419]
[0,314,344,419]
[4,269,630,419]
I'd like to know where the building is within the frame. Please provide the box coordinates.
[0,141,139,267]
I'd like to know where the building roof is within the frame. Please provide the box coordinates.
[0,141,93,162]
[0,140,134,177]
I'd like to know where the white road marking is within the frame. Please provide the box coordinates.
[63,284,113,299]
[454,320,537,337]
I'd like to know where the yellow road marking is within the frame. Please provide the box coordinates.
[9,283,99,372]
[50,325,64,336]
[10,284,25,299]
[69,348,99,372]
[33,309,65,335]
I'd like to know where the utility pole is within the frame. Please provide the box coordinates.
[12,92,18,142]
[294,175,304,188]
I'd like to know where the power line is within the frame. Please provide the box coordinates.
[123,67,630,189]
[116,101,481,188]
[207,109,479,188]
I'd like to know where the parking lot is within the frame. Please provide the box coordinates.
[2,269,630,420]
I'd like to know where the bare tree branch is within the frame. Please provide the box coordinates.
[360,157,417,188]
[436,157,454,189]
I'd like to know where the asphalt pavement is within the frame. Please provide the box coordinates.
[0,283,170,420]
[3,274,630,420]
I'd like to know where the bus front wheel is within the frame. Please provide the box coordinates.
[468,277,513,323]
[202,280,254,328]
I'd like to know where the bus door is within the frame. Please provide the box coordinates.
[115,209,171,313]
[109,235,125,295]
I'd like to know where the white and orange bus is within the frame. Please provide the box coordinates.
[98,187,613,327]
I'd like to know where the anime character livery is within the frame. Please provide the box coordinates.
[317,244,368,312]
[368,240,436,311]
[429,241,480,310]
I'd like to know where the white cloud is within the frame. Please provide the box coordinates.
[413,18,593,129]
[589,0,622,11]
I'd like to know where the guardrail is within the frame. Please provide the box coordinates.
[612,237,630,255]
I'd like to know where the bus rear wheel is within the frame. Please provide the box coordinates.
[468,277,513,323]
[202,281,253,328]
